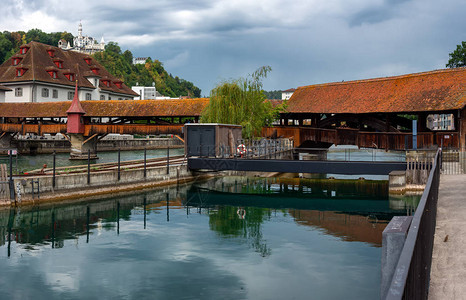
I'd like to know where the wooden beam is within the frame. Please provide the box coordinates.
[62,134,71,142]
[83,133,99,145]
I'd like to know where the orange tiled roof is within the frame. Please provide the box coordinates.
[287,68,466,114]
[0,41,138,97]
[0,98,209,118]
[266,99,284,108]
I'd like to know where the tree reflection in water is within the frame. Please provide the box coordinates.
[208,206,272,257]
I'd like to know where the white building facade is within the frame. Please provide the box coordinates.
[58,23,105,55]
[281,88,296,100]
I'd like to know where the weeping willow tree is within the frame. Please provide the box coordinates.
[201,66,282,138]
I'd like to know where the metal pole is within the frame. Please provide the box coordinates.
[118,148,121,181]
[166,193,169,222]
[143,195,147,229]
[86,206,90,243]
[51,211,55,249]
[144,147,147,178]
[9,151,14,201]
[117,201,120,235]
[167,139,170,175]
[87,149,91,184]
[52,150,56,188]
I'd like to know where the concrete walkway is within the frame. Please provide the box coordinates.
[429,174,466,300]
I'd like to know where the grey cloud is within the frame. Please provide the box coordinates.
[348,0,412,27]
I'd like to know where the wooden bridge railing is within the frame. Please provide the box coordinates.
[83,124,183,136]
[262,126,459,150]
[0,123,183,136]
[0,124,67,135]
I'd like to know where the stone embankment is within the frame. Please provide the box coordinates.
[0,157,210,207]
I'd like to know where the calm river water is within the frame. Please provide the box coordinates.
[0,176,419,299]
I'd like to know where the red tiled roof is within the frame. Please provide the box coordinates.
[0,41,138,97]
[266,99,284,108]
[282,88,296,93]
[0,98,210,118]
[287,68,466,114]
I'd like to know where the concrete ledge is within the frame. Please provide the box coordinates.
[381,216,413,299]
[5,164,209,207]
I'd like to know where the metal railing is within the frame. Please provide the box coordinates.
[385,149,441,299]
[187,138,294,159]
[441,150,465,174]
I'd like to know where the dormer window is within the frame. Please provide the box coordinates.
[11,56,22,66]
[84,57,92,65]
[101,79,110,87]
[47,70,58,79]
[90,66,100,75]
[64,73,75,81]
[16,67,28,77]
[47,49,55,58]
[19,45,30,55]
[114,81,123,89]
[53,58,64,69]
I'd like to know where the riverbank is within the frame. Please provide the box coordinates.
[0,157,213,208]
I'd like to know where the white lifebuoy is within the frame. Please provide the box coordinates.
[237,208,246,219]
[237,144,246,156]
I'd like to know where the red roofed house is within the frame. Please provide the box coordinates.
[0,41,138,103]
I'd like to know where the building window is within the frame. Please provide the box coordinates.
[100,95,106,100]
[86,93,92,100]
[52,89,58,98]
[12,57,22,66]
[94,79,98,86]
[65,73,75,81]
[15,88,23,97]
[48,71,58,79]
[42,88,49,98]
[68,91,74,100]
[16,68,27,77]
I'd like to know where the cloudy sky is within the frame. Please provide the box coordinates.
[1,0,465,96]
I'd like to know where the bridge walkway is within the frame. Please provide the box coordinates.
[429,174,466,299]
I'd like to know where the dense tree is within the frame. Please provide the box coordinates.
[93,42,201,98]
[446,41,466,68]
[263,90,282,99]
[0,34,13,63]
[201,66,285,138]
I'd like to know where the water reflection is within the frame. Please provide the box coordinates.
[0,177,420,252]
[0,177,421,299]
[187,177,419,247]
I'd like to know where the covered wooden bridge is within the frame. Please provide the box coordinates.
[264,68,466,150]
[0,98,209,136]
[0,97,209,158]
